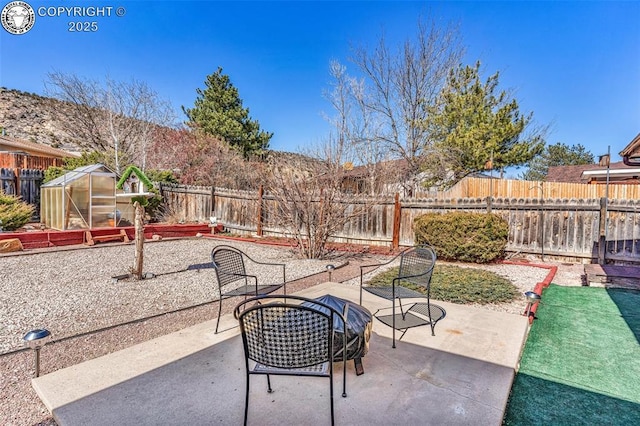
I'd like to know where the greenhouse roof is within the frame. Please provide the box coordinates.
[42,164,116,187]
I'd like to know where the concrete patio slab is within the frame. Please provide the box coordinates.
[32,282,529,425]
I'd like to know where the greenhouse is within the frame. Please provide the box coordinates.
[40,164,118,230]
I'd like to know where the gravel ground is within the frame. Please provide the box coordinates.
[0,238,337,355]
[0,237,583,425]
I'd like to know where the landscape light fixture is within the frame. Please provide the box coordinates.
[23,328,51,377]
[326,264,336,282]
[523,291,541,318]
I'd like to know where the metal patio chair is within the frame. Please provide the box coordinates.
[212,244,286,333]
[359,244,445,348]
[234,295,347,426]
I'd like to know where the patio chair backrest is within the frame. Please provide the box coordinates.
[397,244,437,289]
[211,246,248,289]
[239,302,333,369]
[235,295,347,425]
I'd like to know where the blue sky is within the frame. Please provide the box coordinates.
[1,1,638,165]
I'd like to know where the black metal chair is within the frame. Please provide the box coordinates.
[234,295,347,426]
[212,244,286,333]
[359,244,444,347]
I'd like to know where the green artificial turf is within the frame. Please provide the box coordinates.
[504,284,640,425]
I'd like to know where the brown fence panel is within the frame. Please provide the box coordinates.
[212,187,260,234]
[159,183,640,264]
[329,198,396,245]
[0,168,16,194]
[604,199,640,262]
[431,177,640,200]
[1,168,43,221]
[158,183,212,223]
[19,169,44,221]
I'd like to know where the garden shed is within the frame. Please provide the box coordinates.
[40,164,118,230]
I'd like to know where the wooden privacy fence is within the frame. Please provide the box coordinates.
[0,168,44,221]
[159,182,640,264]
[157,183,213,223]
[157,183,261,231]
[434,176,640,200]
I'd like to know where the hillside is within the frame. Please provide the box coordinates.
[0,87,81,152]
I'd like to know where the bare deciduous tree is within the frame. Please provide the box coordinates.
[323,61,386,195]
[264,147,372,259]
[264,76,374,259]
[45,72,176,173]
[348,17,464,195]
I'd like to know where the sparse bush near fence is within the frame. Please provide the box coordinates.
[413,212,508,263]
[0,192,34,231]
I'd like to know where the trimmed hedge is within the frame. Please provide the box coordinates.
[413,212,508,263]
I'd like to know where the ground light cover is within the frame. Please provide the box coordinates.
[504,285,640,425]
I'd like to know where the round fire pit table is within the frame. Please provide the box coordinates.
[304,294,372,375]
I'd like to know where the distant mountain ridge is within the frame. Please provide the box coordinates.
[0,87,82,153]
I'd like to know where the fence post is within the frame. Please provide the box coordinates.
[14,168,20,198]
[256,185,263,236]
[210,186,216,218]
[598,197,607,265]
[392,193,401,249]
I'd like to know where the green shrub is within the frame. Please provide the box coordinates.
[43,166,66,183]
[413,212,509,263]
[43,151,107,183]
[145,169,178,184]
[366,264,518,304]
[0,192,35,231]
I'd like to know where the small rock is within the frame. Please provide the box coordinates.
[0,238,23,253]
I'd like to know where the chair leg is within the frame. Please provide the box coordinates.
[266,374,273,393]
[392,300,396,349]
[342,360,348,397]
[329,369,335,426]
[214,298,223,334]
[427,299,435,336]
[244,374,250,426]
[398,298,408,319]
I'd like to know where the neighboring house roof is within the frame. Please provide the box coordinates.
[620,133,640,165]
[547,161,640,183]
[341,159,410,179]
[0,135,79,159]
